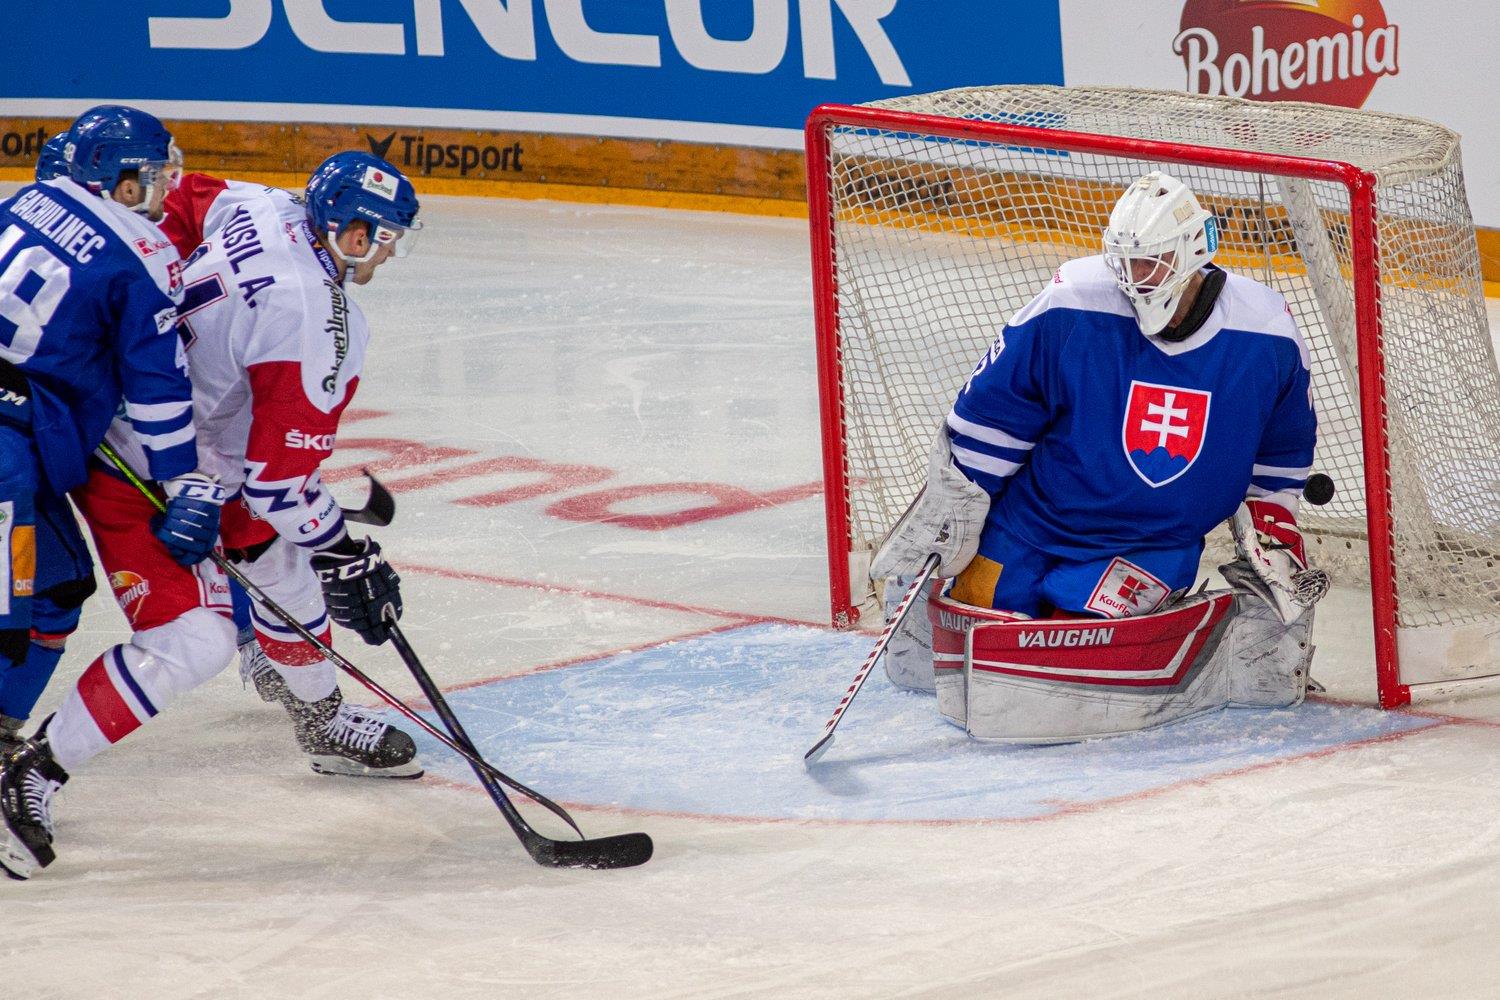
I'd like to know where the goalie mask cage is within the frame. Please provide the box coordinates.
[807,86,1500,709]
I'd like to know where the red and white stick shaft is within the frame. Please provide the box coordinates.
[810,553,940,749]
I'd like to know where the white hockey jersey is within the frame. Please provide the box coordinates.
[108,184,364,551]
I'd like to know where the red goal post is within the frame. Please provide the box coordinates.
[806,87,1500,709]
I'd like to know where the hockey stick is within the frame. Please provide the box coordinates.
[804,553,940,766]
[98,444,649,866]
[341,469,395,527]
[383,616,653,870]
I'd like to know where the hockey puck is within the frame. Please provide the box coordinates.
[1303,473,1335,506]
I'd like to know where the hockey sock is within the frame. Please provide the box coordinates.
[253,629,338,704]
[48,645,157,770]
[0,641,66,722]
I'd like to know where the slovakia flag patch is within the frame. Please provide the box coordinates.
[1121,380,1211,487]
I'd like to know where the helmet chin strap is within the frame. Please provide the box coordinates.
[1155,266,1225,343]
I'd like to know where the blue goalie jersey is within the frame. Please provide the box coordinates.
[0,178,195,493]
[948,256,1317,562]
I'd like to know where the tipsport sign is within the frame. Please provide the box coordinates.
[3,1,1066,146]
[1174,0,1400,107]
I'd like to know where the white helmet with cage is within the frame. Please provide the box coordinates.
[1102,171,1219,336]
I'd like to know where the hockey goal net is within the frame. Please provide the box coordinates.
[807,85,1500,709]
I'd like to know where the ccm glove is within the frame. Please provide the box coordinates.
[311,537,403,645]
[152,473,226,566]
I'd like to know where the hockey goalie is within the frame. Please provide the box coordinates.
[872,170,1331,742]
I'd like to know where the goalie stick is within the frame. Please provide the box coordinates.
[804,553,940,766]
[99,443,653,870]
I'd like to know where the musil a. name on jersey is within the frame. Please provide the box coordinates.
[220,206,276,305]
[1017,627,1116,649]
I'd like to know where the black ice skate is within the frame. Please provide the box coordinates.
[0,715,23,761]
[238,638,290,705]
[289,688,423,779]
[0,733,68,880]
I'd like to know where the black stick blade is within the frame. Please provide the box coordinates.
[344,469,397,526]
[529,832,654,870]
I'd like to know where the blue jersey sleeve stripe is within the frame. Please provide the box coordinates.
[124,399,191,423]
[951,444,1022,480]
[128,411,193,437]
[136,424,196,451]
[948,431,1031,467]
[1251,474,1307,494]
[1251,462,1311,480]
[946,411,1035,451]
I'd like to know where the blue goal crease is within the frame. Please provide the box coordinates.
[389,622,1440,823]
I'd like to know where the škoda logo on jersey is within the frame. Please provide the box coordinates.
[1175,0,1400,107]
[109,571,151,619]
[1122,381,1211,487]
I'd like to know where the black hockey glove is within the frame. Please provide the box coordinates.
[310,537,403,645]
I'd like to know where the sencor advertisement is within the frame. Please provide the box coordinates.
[3,1,1498,229]
[1,1,1064,147]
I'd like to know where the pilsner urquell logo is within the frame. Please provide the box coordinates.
[1175,0,1399,107]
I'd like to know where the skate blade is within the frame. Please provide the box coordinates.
[0,830,48,880]
[308,756,424,780]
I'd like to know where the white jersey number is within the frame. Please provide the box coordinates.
[0,225,72,365]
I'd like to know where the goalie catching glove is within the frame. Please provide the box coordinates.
[311,537,403,645]
[870,420,990,580]
[1228,499,1330,623]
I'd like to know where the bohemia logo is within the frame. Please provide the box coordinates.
[1175,0,1400,107]
[109,570,152,621]
[1122,381,1211,487]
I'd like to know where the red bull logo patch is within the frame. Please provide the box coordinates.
[1176,0,1400,108]
[1122,381,1211,487]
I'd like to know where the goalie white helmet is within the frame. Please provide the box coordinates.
[1102,171,1220,336]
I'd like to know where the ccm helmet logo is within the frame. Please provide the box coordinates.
[285,429,336,451]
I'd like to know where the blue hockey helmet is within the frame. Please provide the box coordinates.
[34,132,70,183]
[65,104,183,213]
[304,151,422,264]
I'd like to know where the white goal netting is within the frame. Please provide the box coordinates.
[813,85,1500,696]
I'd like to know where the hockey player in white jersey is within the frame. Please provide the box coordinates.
[874,171,1328,741]
[1,151,425,878]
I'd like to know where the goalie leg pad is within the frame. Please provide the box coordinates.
[1222,589,1315,709]
[931,590,1238,743]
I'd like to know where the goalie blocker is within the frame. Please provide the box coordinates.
[924,584,1316,743]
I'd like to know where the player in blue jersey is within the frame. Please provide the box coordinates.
[875,171,1322,634]
[0,105,226,879]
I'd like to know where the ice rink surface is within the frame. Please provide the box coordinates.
[9,193,1500,999]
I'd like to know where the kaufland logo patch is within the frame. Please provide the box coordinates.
[1175,0,1400,107]
[1122,381,1211,487]
[361,166,398,200]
